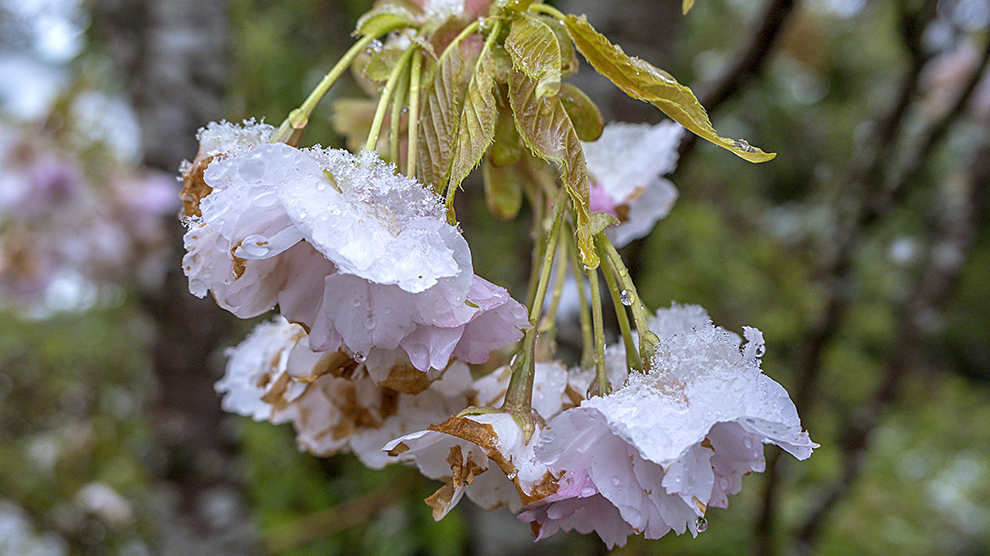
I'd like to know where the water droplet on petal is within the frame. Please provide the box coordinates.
[696,516,708,532]
[352,299,361,307]
[610,476,620,487]
[354,352,366,363]
[316,182,326,191]
[620,290,633,306]
[743,437,754,449]
[364,314,376,330]
[719,478,729,491]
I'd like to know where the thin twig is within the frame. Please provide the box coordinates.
[791,137,987,556]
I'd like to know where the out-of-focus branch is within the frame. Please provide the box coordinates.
[677,0,799,162]
[791,136,987,556]
[752,1,940,553]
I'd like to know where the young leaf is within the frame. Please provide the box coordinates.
[448,26,501,193]
[559,83,603,142]
[482,153,524,219]
[507,68,598,268]
[505,15,561,98]
[417,45,470,191]
[563,14,775,163]
[490,100,524,167]
[355,7,413,38]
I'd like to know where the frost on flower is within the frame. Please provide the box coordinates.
[182,124,527,377]
[383,413,558,520]
[584,121,684,247]
[216,317,475,468]
[520,304,816,548]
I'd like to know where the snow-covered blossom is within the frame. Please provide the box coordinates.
[584,121,684,247]
[519,304,816,548]
[383,412,557,519]
[183,122,528,377]
[216,317,475,468]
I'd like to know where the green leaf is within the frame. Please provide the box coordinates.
[482,153,523,219]
[490,100,524,167]
[417,45,471,191]
[354,7,412,38]
[588,212,619,235]
[505,15,561,98]
[507,68,598,268]
[540,16,579,76]
[683,0,696,14]
[563,14,775,163]
[559,82,603,142]
[448,23,501,193]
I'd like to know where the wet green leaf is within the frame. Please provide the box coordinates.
[482,153,524,219]
[505,15,561,99]
[563,14,775,163]
[449,29,500,193]
[588,211,619,235]
[507,68,598,268]
[540,16,579,76]
[417,46,471,191]
[354,7,412,38]
[559,83,603,142]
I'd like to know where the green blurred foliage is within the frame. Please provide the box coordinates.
[2,0,989,554]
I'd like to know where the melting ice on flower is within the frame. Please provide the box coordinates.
[519,304,816,548]
[216,317,475,468]
[182,121,527,380]
[584,121,684,247]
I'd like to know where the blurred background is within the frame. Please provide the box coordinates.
[1,0,988,554]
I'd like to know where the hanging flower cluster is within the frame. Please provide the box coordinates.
[183,0,813,548]
[0,123,176,311]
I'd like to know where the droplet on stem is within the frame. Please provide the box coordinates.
[620,289,633,306]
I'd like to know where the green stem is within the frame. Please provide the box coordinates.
[503,192,566,413]
[597,235,657,369]
[598,240,642,372]
[586,263,609,396]
[389,63,410,165]
[528,2,567,20]
[272,32,396,144]
[527,192,566,327]
[365,46,417,153]
[566,224,594,369]
[438,19,481,65]
[406,49,423,178]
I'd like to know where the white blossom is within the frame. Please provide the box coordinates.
[520,304,816,547]
[584,121,684,246]
[183,127,527,375]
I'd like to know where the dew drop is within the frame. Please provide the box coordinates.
[354,352,366,363]
[316,182,326,191]
[743,437,754,449]
[610,476,620,487]
[696,516,708,532]
[732,139,757,153]
[364,314,376,330]
[620,290,633,306]
[352,299,361,307]
[719,478,729,491]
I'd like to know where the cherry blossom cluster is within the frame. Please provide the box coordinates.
[0,123,176,310]
[182,0,815,548]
